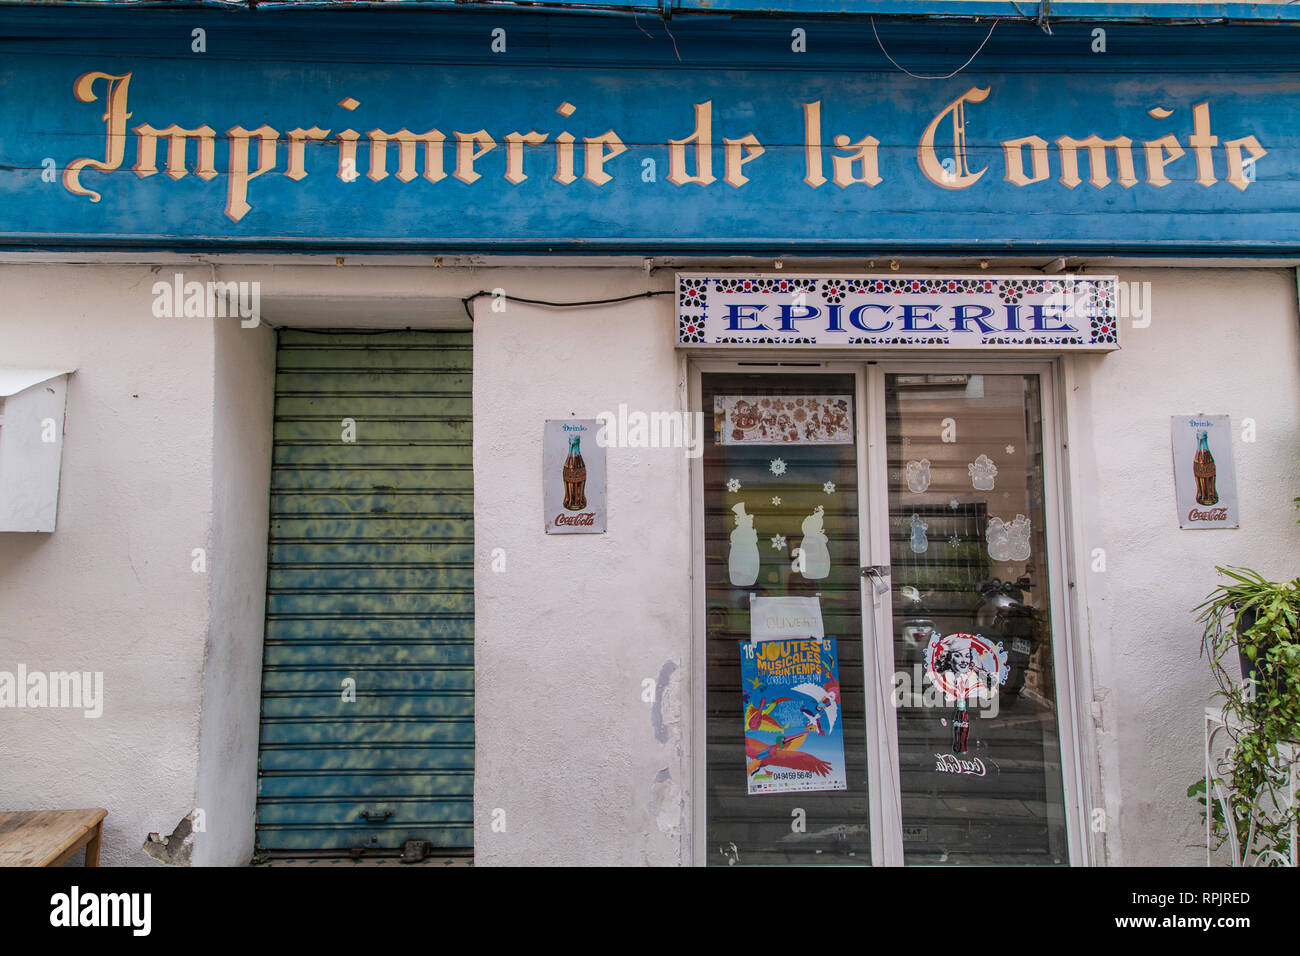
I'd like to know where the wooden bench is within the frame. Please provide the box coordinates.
[0,809,107,867]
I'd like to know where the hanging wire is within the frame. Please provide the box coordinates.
[870,15,999,80]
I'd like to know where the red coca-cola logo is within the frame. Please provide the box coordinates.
[554,512,596,526]
[1188,507,1228,521]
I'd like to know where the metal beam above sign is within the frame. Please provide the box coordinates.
[675,273,1120,350]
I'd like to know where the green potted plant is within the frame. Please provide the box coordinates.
[1188,567,1300,865]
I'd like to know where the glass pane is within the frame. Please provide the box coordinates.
[703,372,868,865]
[885,373,1068,865]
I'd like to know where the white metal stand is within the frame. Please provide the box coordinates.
[1203,705,1298,867]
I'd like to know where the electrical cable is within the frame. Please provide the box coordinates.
[461,287,673,322]
[870,15,999,80]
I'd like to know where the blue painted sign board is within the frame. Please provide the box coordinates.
[0,9,1297,253]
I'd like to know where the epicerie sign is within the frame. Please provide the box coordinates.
[676,274,1120,350]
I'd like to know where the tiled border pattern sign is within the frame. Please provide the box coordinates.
[677,274,1120,350]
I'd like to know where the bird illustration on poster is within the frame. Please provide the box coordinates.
[791,678,840,737]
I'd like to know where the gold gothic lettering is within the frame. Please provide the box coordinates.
[668,102,715,186]
[63,71,133,202]
[225,125,278,222]
[368,128,446,184]
[132,123,217,181]
[918,86,989,190]
[1056,134,1137,189]
[58,70,1271,222]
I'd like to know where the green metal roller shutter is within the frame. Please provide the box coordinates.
[255,329,473,856]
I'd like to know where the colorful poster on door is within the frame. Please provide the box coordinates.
[1170,415,1238,529]
[716,395,853,445]
[740,637,847,795]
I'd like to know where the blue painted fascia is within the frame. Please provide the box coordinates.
[8,0,1300,26]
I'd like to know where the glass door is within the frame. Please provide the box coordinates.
[876,369,1071,865]
[701,370,871,865]
[694,362,1079,866]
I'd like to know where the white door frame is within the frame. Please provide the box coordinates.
[688,356,1091,867]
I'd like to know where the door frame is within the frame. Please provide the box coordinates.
[687,356,1091,867]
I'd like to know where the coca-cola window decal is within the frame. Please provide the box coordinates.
[1170,415,1239,529]
[923,632,1010,756]
[740,638,848,795]
[715,395,854,445]
[543,419,606,534]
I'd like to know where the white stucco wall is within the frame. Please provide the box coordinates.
[1067,268,1300,866]
[464,264,1300,867]
[470,269,691,866]
[0,263,215,865]
[3,259,1296,868]
[193,315,275,867]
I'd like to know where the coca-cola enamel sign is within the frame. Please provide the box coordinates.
[544,419,606,534]
[1170,415,1239,529]
[677,274,1121,350]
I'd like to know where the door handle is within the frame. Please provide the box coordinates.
[359,810,393,823]
[861,566,891,597]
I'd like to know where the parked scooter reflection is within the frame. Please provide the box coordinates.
[975,576,1038,699]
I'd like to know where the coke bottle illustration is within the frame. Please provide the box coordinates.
[1192,430,1218,506]
[952,699,970,755]
[562,434,587,511]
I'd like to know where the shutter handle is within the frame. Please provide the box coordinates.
[359,810,393,823]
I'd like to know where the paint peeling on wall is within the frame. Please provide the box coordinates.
[141,811,195,865]
[650,658,679,747]
[648,658,685,856]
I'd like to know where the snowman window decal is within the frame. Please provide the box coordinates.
[909,513,929,554]
[968,454,998,491]
[796,505,830,579]
[986,514,1032,562]
[905,458,932,493]
[727,502,760,587]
